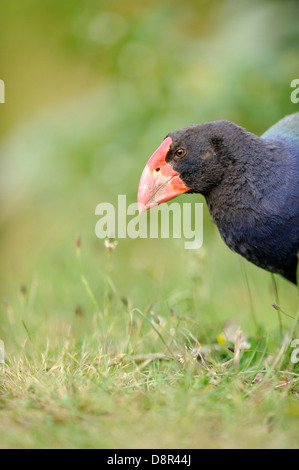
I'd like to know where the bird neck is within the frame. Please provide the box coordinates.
[205,129,290,226]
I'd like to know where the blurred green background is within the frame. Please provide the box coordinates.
[0,0,299,346]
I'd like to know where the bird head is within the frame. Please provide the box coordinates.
[137,123,228,212]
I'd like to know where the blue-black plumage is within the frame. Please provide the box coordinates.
[138,113,299,283]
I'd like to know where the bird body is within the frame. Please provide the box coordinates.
[138,113,299,283]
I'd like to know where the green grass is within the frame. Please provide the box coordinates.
[1,236,298,449]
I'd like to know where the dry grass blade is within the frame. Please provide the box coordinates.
[233,327,242,369]
[108,353,171,367]
[220,326,243,370]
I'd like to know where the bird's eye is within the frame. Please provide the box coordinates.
[176,149,185,157]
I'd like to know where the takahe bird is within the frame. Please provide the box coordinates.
[138,113,299,284]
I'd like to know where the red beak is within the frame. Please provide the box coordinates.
[137,137,190,213]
